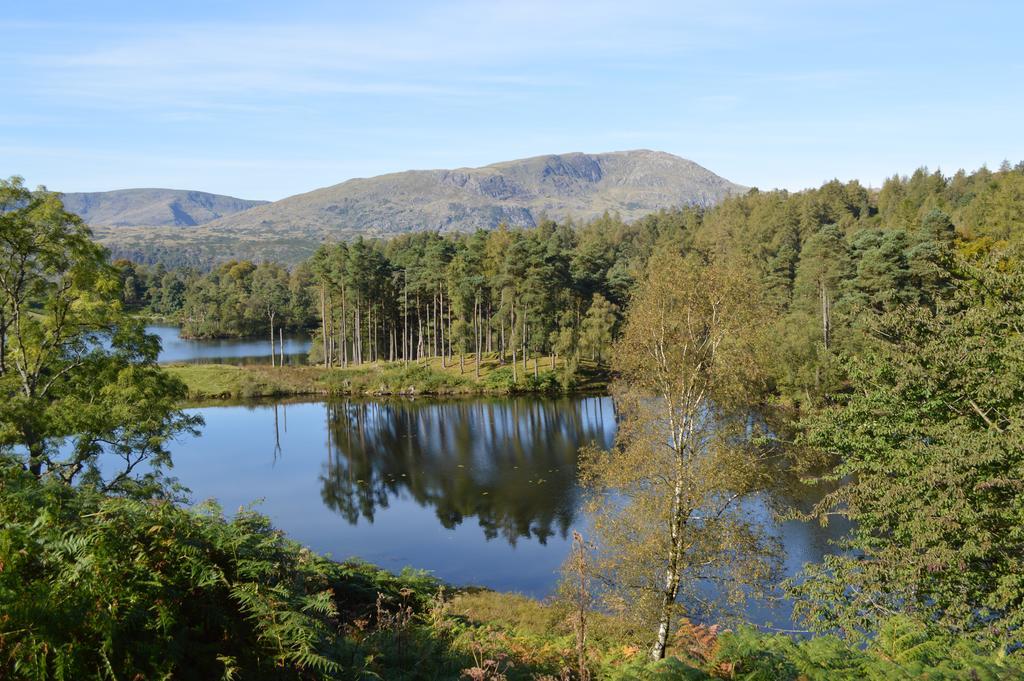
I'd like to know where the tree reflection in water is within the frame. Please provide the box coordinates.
[319,396,615,546]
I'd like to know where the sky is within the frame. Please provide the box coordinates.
[2,0,1022,200]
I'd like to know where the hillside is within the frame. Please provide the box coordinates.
[92,150,744,265]
[61,188,267,228]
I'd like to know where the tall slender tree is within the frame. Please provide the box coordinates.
[578,251,779,660]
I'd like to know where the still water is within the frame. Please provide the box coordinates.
[148,325,311,365]
[166,396,844,628]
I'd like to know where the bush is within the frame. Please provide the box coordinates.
[0,462,455,680]
[0,463,347,679]
[481,366,519,393]
[482,367,562,394]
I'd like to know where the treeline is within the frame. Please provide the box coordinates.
[124,160,1024,399]
[122,210,693,376]
[695,159,1024,402]
[302,219,654,377]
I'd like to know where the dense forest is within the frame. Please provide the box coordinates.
[125,160,1024,401]
[4,160,1024,679]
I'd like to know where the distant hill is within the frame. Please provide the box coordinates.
[61,189,267,228]
[91,151,746,265]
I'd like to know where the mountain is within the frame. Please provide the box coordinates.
[60,189,267,228]
[91,151,745,265]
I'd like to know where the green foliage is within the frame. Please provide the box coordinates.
[480,366,561,394]
[694,620,1024,680]
[579,293,618,365]
[318,361,473,395]
[118,161,1024,407]
[0,463,345,679]
[0,177,198,491]
[793,254,1024,641]
[442,592,1024,680]
[9,161,1024,677]
[579,253,781,660]
[176,259,315,339]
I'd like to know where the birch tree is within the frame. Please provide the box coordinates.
[577,251,780,660]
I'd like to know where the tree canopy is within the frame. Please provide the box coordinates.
[793,253,1024,642]
[0,177,198,494]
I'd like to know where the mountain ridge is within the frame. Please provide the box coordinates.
[60,188,268,228]
[86,150,746,265]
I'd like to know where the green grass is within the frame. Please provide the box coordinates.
[165,353,609,402]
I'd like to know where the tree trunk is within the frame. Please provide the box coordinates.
[417,298,424,363]
[341,286,348,367]
[820,282,831,352]
[475,294,481,379]
[521,310,528,375]
[279,327,284,366]
[403,271,409,364]
[0,314,6,376]
[509,301,516,379]
[28,441,45,478]
[446,292,453,364]
[320,284,328,367]
[269,312,276,368]
[327,290,334,367]
[440,288,447,368]
[651,473,687,660]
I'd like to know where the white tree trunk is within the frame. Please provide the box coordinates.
[651,456,687,660]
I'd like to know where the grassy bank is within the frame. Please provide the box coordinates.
[165,353,608,401]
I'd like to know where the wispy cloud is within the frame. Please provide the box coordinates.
[7,0,777,112]
[4,0,1021,198]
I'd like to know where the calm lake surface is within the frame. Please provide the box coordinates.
[165,396,845,629]
[148,324,311,365]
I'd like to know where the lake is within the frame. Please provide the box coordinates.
[164,395,845,630]
[148,324,312,365]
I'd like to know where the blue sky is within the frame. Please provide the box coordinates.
[2,1,1022,200]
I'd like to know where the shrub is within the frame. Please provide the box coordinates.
[0,463,350,679]
[481,367,518,393]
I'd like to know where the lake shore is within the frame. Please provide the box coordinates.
[165,353,609,402]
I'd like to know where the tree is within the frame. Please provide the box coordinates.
[577,251,779,661]
[794,253,1024,643]
[0,177,198,494]
[249,263,290,367]
[578,293,617,364]
[779,225,856,400]
[847,229,910,311]
[793,225,853,353]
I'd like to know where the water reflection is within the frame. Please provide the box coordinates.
[319,397,615,546]
[154,395,844,618]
